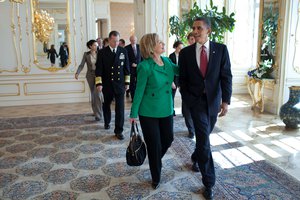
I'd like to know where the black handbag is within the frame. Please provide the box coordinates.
[126,122,147,166]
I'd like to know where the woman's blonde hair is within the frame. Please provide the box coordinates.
[139,33,159,59]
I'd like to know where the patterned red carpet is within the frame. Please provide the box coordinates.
[0,114,300,200]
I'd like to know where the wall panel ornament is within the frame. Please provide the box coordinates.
[24,81,85,96]
[293,0,300,73]
[23,0,32,73]
[71,0,77,72]
[9,0,24,3]
[0,83,20,97]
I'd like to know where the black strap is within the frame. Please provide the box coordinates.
[130,122,139,137]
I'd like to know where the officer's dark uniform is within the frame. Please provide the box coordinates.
[95,46,130,138]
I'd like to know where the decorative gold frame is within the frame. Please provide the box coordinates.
[24,81,85,96]
[257,0,281,72]
[9,0,25,3]
[30,0,71,72]
[0,83,20,97]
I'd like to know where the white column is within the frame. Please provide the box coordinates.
[144,0,169,49]
[277,0,300,113]
[133,0,145,40]
[86,0,96,39]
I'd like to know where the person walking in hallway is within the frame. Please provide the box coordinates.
[180,32,196,139]
[125,35,142,101]
[169,40,183,116]
[95,31,130,140]
[179,17,232,200]
[130,33,179,190]
[47,44,59,67]
[75,39,103,122]
[96,37,103,51]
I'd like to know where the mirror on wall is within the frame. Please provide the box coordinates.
[32,0,70,71]
[258,0,279,68]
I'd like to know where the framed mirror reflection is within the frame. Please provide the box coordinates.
[31,0,70,72]
[258,0,279,72]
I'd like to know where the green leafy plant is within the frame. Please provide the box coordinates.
[169,0,235,44]
[260,4,278,65]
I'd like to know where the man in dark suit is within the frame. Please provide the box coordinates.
[169,40,183,117]
[95,31,130,140]
[125,35,142,101]
[179,17,232,200]
[59,42,69,67]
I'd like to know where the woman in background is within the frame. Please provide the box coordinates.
[47,44,59,66]
[75,39,103,121]
[130,33,178,190]
[102,38,109,48]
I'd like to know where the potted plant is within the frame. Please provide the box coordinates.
[247,59,274,79]
[169,0,236,44]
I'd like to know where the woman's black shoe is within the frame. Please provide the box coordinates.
[151,182,160,190]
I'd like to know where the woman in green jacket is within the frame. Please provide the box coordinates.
[130,33,178,189]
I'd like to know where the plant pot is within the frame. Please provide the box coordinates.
[279,86,300,129]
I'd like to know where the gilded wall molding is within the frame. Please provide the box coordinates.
[80,0,84,44]
[5,2,20,73]
[293,0,300,73]
[9,0,24,3]
[23,81,85,95]
[0,83,20,97]
[16,3,28,72]
[71,0,77,72]
[22,0,32,73]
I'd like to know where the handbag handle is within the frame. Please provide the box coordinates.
[130,121,140,137]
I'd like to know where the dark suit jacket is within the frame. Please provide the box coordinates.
[125,44,141,65]
[169,52,179,87]
[179,41,232,116]
[125,44,142,76]
[59,45,69,60]
[95,46,130,94]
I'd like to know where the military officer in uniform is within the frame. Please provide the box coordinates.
[95,31,130,140]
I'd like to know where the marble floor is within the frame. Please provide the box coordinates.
[0,94,299,183]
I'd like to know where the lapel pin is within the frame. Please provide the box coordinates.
[213,51,215,54]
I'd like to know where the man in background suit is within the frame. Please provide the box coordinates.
[59,42,69,67]
[96,37,103,51]
[95,31,130,140]
[178,33,196,139]
[125,35,142,101]
[169,40,183,116]
[179,17,232,199]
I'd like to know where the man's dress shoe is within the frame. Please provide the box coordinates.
[203,187,213,200]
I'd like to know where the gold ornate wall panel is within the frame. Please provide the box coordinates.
[0,83,20,97]
[71,0,76,72]
[24,81,85,96]
[0,2,19,73]
[293,0,300,73]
